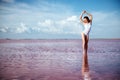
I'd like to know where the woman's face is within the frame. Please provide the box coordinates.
[83,18,88,23]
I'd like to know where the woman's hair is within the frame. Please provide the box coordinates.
[84,16,91,23]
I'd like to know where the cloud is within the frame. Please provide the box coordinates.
[37,19,60,33]
[66,16,78,22]
[0,23,29,33]
[36,16,81,34]
[15,23,29,33]
[38,19,54,27]
[0,26,8,32]
[57,16,81,34]
[0,15,82,34]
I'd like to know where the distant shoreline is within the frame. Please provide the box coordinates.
[0,38,120,43]
[0,38,120,40]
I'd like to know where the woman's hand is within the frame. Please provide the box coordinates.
[82,10,86,14]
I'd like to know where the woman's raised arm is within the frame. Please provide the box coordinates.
[80,11,86,23]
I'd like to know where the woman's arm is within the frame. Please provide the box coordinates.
[80,11,86,24]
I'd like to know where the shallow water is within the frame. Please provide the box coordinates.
[0,39,120,80]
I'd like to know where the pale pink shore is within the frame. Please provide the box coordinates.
[0,39,120,43]
[0,39,120,80]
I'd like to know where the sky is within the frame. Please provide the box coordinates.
[0,0,120,39]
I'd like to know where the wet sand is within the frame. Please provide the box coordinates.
[0,39,120,80]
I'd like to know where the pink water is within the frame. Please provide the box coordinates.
[0,39,120,80]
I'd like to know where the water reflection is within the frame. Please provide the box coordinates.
[82,53,91,80]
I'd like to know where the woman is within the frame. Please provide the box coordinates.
[80,11,93,80]
[80,10,93,55]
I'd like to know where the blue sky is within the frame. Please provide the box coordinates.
[0,0,120,39]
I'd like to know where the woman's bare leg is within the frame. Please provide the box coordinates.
[81,33,88,73]
[86,35,89,53]
[81,33,89,71]
[81,33,91,80]
[81,33,86,54]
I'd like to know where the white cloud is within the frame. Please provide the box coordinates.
[37,19,62,33]
[15,23,28,33]
[0,23,30,33]
[35,16,81,34]
[66,16,78,22]
[38,19,54,27]
[0,27,8,32]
